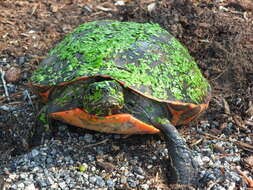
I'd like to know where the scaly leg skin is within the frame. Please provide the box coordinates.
[29,105,54,147]
[152,118,197,186]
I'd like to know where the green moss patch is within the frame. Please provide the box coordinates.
[31,20,210,104]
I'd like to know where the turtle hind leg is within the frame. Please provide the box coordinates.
[151,118,198,185]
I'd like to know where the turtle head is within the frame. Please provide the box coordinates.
[83,80,124,116]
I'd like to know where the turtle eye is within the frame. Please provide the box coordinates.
[111,83,116,89]
[113,82,119,89]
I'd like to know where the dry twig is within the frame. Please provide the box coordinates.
[23,89,35,109]
[81,138,109,149]
[236,167,253,188]
[0,68,10,101]
[198,131,253,153]
[235,141,253,153]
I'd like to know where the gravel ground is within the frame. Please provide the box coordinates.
[1,128,168,190]
[0,121,248,190]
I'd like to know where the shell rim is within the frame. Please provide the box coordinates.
[30,74,212,106]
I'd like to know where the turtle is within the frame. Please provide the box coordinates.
[30,20,211,185]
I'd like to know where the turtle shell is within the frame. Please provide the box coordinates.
[31,20,211,107]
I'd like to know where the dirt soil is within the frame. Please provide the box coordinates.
[0,0,253,189]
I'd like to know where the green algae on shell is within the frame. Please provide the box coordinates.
[31,20,210,104]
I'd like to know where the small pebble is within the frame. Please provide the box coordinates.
[120,176,127,184]
[31,149,40,157]
[89,176,97,184]
[58,181,66,189]
[141,184,149,190]
[128,180,137,188]
[106,179,115,188]
[17,182,25,188]
[115,1,125,6]
[213,144,225,153]
[83,134,94,143]
[134,166,144,175]
[17,56,26,65]
[24,183,36,190]
[95,176,105,187]
[202,156,211,163]
[5,67,21,83]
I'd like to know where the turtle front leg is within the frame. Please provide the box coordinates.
[151,118,197,185]
[29,105,54,147]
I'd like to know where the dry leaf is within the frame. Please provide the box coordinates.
[246,102,253,117]
[237,167,253,188]
[233,115,244,127]
[209,128,222,136]
[222,98,231,115]
[231,0,253,11]
[245,155,253,167]
[245,120,253,127]
[112,145,120,151]
[97,160,116,172]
